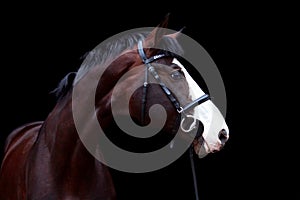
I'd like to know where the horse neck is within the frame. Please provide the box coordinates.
[41,91,96,168]
[40,53,138,162]
[29,91,116,198]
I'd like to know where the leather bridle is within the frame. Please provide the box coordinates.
[138,40,210,124]
[138,40,210,200]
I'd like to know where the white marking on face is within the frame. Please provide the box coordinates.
[172,58,229,158]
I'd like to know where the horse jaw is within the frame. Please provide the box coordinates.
[172,58,229,158]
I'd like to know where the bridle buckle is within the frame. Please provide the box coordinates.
[177,106,184,113]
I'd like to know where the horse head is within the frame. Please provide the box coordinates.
[71,15,229,170]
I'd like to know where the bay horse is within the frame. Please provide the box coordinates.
[0,16,229,199]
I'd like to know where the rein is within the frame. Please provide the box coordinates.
[137,40,210,200]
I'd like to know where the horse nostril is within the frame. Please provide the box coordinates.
[218,129,228,145]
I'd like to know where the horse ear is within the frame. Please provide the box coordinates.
[143,13,170,48]
[165,26,185,39]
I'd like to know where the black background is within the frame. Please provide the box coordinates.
[0,2,296,200]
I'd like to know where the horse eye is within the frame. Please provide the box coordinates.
[171,70,184,80]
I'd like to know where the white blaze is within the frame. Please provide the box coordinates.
[172,58,229,157]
